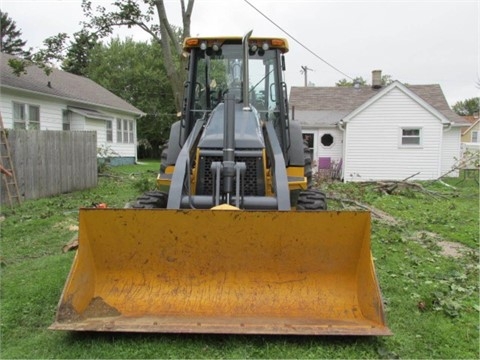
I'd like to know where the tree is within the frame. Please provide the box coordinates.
[86,38,176,156]
[8,32,69,76]
[81,0,195,112]
[7,28,99,76]
[381,74,394,86]
[61,30,100,76]
[335,77,367,87]
[0,10,27,55]
[336,74,394,87]
[452,97,479,116]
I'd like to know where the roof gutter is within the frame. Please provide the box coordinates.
[443,122,452,132]
[1,84,146,117]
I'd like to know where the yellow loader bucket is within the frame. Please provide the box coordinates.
[50,209,391,335]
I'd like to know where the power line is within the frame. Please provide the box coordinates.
[243,0,354,80]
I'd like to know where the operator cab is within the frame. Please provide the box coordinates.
[182,36,289,123]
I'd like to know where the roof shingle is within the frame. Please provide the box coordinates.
[0,53,143,116]
[290,83,469,126]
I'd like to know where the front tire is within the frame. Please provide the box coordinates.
[131,191,168,209]
[297,189,327,210]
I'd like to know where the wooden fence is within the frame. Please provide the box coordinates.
[1,130,97,205]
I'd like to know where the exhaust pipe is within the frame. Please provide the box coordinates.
[222,94,236,202]
[242,29,253,111]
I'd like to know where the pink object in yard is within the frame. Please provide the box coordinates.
[318,157,332,169]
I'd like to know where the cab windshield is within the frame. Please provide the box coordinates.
[192,44,281,119]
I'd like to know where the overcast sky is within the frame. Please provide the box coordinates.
[1,0,479,106]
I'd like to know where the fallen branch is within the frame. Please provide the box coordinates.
[360,178,447,199]
[401,172,421,182]
[435,150,479,180]
[437,179,456,189]
[327,195,399,225]
[98,173,125,179]
[62,236,78,253]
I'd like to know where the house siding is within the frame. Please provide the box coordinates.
[86,118,107,145]
[441,129,461,176]
[1,88,137,163]
[1,89,63,130]
[70,112,86,131]
[90,117,136,161]
[344,88,443,181]
[302,127,343,170]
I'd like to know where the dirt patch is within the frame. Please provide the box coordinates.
[437,241,468,258]
[57,297,121,322]
[83,297,121,318]
[410,231,470,258]
[369,207,400,226]
[56,301,82,322]
[53,220,78,231]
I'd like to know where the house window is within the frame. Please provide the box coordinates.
[401,128,422,146]
[116,119,134,143]
[13,103,25,129]
[116,119,122,143]
[128,120,134,143]
[472,131,478,143]
[62,109,71,130]
[123,119,129,143]
[13,102,40,130]
[106,120,113,142]
[320,133,334,147]
[302,133,314,160]
[303,133,314,149]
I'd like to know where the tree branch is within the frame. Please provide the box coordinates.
[155,0,182,56]
[434,150,479,180]
[80,0,193,112]
[182,0,195,39]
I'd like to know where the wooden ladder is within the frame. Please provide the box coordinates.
[0,113,21,206]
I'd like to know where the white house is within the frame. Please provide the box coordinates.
[0,53,145,165]
[290,72,470,182]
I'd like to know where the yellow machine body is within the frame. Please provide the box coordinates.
[50,208,391,335]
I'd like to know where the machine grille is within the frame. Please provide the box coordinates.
[197,155,264,196]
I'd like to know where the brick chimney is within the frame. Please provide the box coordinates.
[372,70,382,89]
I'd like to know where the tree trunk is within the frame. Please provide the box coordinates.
[154,0,194,112]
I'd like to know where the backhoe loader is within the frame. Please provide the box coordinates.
[50,31,391,335]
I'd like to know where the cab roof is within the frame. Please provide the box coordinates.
[183,36,289,53]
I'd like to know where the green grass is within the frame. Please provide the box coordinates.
[1,163,478,359]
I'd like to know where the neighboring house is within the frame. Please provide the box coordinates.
[0,53,145,165]
[461,115,479,144]
[290,71,470,182]
[460,116,480,170]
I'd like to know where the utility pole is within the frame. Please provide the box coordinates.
[300,65,313,87]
